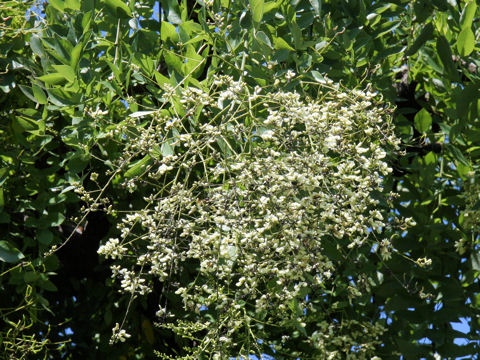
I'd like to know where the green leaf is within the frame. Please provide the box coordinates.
[19,85,39,104]
[154,71,169,88]
[103,59,121,83]
[264,1,279,14]
[436,36,459,81]
[457,161,473,179]
[52,65,76,83]
[135,54,155,76]
[30,35,44,57]
[37,274,58,291]
[424,151,437,166]
[414,108,432,133]
[413,0,433,23]
[288,298,303,316]
[13,114,40,132]
[366,13,381,26]
[0,80,16,97]
[446,144,470,167]
[161,141,174,156]
[161,0,182,24]
[164,50,184,74]
[70,42,83,70]
[457,27,475,57]
[43,212,65,228]
[183,45,204,76]
[373,20,401,39]
[81,11,93,34]
[102,0,132,18]
[454,83,479,120]
[0,168,7,187]
[321,238,342,261]
[38,279,58,292]
[37,73,68,85]
[47,88,82,106]
[0,241,25,263]
[285,5,303,49]
[249,0,265,25]
[0,212,10,224]
[310,70,329,83]
[124,155,153,178]
[255,31,272,48]
[472,252,480,272]
[308,0,321,16]
[161,21,179,43]
[405,22,433,56]
[24,271,39,283]
[41,37,71,65]
[66,152,90,173]
[65,0,81,10]
[49,0,65,12]
[32,84,48,104]
[38,230,54,246]
[460,1,477,30]
[273,36,294,51]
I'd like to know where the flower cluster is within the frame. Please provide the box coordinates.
[461,180,480,230]
[455,178,480,255]
[96,76,404,357]
[110,323,131,344]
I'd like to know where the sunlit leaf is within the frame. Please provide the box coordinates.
[460,1,477,29]
[273,36,294,51]
[37,73,67,85]
[457,27,475,56]
[414,108,432,133]
[70,42,83,70]
[102,0,132,18]
[65,0,80,10]
[49,0,65,12]
[13,114,39,132]
[32,84,47,104]
[124,155,153,178]
[161,21,179,43]
[129,111,156,118]
[52,65,76,83]
[249,0,264,25]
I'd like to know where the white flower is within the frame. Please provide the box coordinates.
[260,129,275,141]
[97,238,127,259]
[95,78,399,356]
[110,323,131,344]
[286,69,296,80]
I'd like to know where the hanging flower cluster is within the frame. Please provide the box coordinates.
[93,76,406,357]
[455,178,480,254]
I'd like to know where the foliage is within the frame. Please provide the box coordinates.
[0,0,480,359]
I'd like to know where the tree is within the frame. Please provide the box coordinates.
[0,0,479,359]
